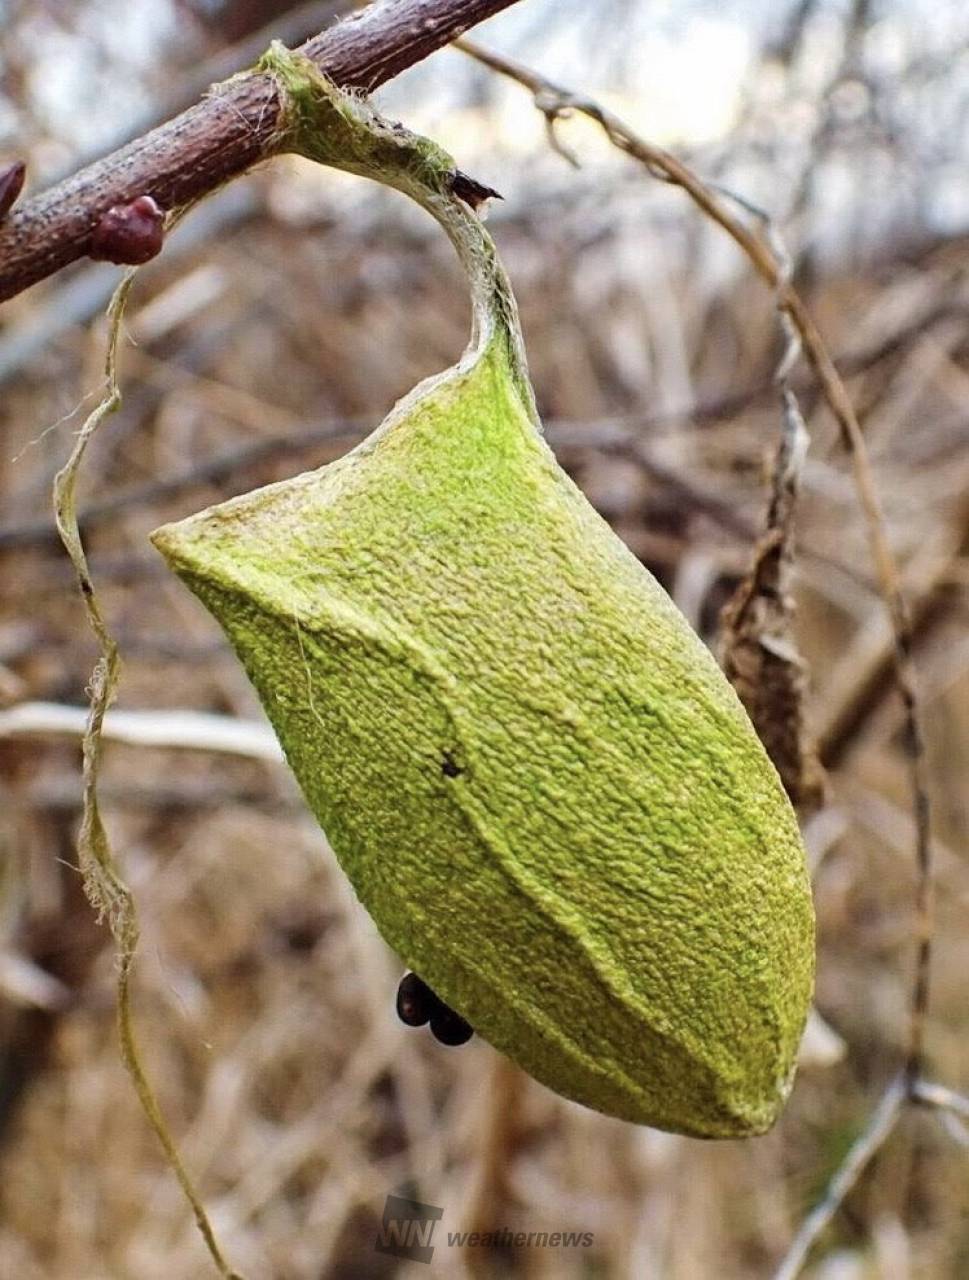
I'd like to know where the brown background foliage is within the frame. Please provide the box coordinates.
[1,1,968,1276]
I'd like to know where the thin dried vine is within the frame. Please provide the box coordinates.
[52,272,243,1277]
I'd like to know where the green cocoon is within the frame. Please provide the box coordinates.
[151,50,814,1138]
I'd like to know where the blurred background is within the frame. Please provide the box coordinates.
[1,0,968,1276]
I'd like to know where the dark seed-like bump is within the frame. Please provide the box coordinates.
[396,971,437,1027]
[429,1006,474,1046]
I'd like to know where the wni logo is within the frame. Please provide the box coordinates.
[374,1194,444,1264]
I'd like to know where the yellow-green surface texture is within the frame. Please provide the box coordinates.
[153,50,813,1137]
[152,335,814,1138]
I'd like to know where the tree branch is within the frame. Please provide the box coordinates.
[0,0,524,303]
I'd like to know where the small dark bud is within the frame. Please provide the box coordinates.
[89,194,165,265]
[429,1006,474,1047]
[0,161,26,220]
[450,170,503,213]
[396,971,437,1027]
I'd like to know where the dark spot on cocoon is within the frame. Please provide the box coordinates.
[440,751,463,778]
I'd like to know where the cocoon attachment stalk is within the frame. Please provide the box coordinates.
[151,48,814,1138]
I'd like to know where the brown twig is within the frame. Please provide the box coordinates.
[911,1078,969,1121]
[912,1078,969,1148]
[459,1055,527,1276]
[0,0,525,302]
[774,1074,969,1276]
[773,1075,908,1280]
[720,387,824,808]
[38,1,350,186]
[713,187,824,809]
[0,412,764,551]
[816,504,969,766]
